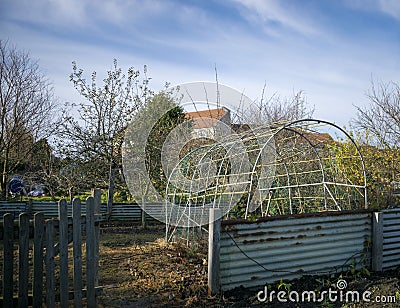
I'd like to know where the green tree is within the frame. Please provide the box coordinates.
[122,91,189,228]
[145,93,187,196]
[329,131,399,209]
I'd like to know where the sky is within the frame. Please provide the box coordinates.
[1,0,399,127]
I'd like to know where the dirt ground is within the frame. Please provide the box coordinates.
[97,223,400,308]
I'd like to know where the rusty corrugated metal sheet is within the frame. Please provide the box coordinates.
[382,208,400,269]
[219,211,372,291]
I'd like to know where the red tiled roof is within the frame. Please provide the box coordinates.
[301,132,334,145]
[185,108,228,129]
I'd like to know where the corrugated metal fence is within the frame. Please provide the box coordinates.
[218,210,372,291]
[0,202,26,219]
[0,201,162,222]
[109,203,163,222]
[382,208,400,269]
[208,208,400,293]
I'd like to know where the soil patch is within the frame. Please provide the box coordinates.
[97,223,400,307]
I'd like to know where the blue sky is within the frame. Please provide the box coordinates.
[1,0,399,126]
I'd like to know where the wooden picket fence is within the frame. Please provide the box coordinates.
[0,192,101,307]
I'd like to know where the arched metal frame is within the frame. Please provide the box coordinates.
[164,118,367,240]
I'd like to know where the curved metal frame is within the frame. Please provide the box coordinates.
[165,118,368,238]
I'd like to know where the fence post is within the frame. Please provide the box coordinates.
[58,199,69,308]
[107,166,115,220]
[91,189,101,291]
[45,219,55,307]
[86,196,96,307]
[372,212,383,271]
[3,213,14,307]
[18,213,30,308]
[142,203,147,229]
[33,213,44,308]
[208,208,221,295]
[72,198,83,307]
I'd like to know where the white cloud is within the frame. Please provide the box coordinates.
[233,0,320,36]
[1,0,398,128]
[342,0,400,20]
[379,0,400,19]
[0,0,88,26]
[0,0,178,32]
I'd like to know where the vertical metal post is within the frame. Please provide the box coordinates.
[372,212,383,271]
[208,208,221,295]
[107,164,115,220]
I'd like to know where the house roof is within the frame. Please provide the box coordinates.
[185,108,229,129]
[301,132,334,145]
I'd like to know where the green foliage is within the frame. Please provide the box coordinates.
[348,237,371,278]
[277,279,292,293]
[348,257,371,278]
[145,93,187,196]
[329,129,400,209]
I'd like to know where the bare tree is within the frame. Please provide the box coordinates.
[352,80,400,207]
[353,80,400,149]
[0,40,59,198]
[59,59,152,208]
[236,84,314,126]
